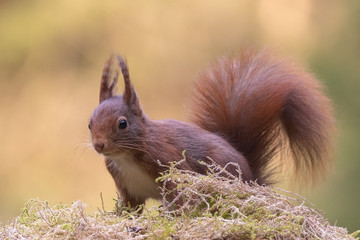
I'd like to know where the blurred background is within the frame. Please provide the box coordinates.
[0,0,359,232]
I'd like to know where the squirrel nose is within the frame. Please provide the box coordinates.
[94,142,105,152]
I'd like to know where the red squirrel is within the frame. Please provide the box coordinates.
[88,49,334,207]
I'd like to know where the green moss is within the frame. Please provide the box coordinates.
[351,230,360,239]
[1,162,357,239]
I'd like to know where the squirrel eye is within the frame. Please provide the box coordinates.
[88,124,91,130]
[119,119,127,129]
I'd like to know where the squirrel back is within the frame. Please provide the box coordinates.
[189,49,334,185]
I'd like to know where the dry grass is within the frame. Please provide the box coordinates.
[1,160,359,240]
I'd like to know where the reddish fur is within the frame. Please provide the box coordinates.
[190,49,334,184]
[99,54,118,103]
[89,49,335,206]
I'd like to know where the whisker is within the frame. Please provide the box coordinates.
[113,143,150,154]
[112,138,160,143]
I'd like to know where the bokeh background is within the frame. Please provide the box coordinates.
[0,0,359,232]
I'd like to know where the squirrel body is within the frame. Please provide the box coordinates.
[89,49,334,206]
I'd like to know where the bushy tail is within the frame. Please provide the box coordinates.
[189,49,335,185]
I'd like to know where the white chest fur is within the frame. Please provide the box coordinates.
[109,152,161,200]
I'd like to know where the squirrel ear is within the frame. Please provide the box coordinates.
[99,54,118,104]
[116,55,138,105]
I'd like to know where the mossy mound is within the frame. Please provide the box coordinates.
[1,161,358,239]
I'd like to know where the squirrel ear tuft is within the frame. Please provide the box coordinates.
[116,55,138,105]
[116,55,142,116]
[99,54,118,104]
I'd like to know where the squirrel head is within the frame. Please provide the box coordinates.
[89,55,147,157]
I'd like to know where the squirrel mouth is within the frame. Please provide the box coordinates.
[93,143,117,156]
[93,147,112,156]
[98,150,113,156]
[93,144,127,157]
[100,150,125,158]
